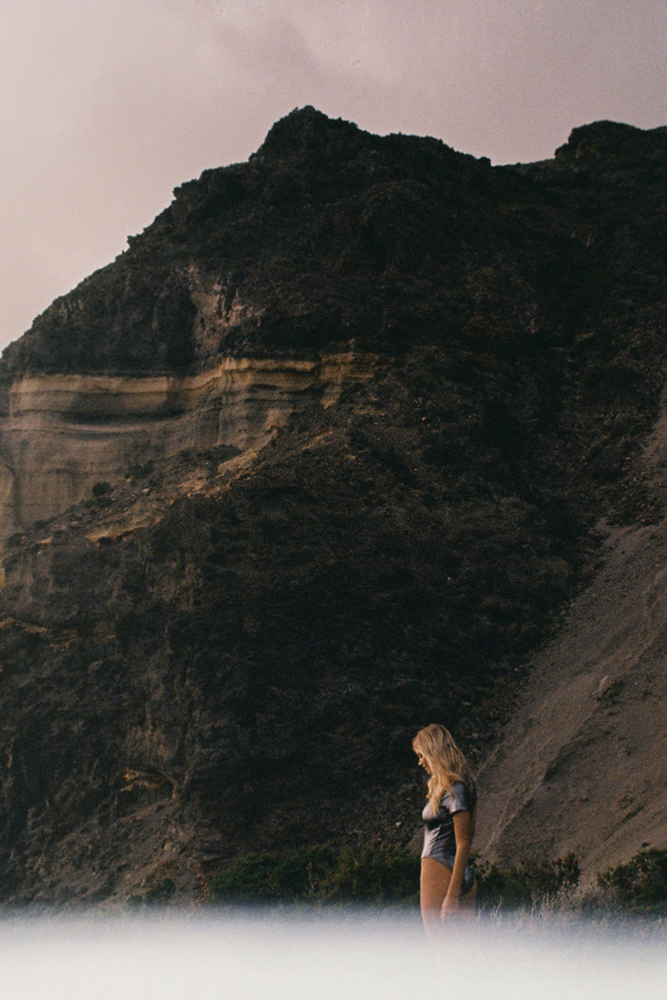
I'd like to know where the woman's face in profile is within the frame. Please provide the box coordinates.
[415,750,431,774]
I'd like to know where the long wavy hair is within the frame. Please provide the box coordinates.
[412,724,474,813]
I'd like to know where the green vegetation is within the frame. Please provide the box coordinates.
[209,845,420,905]
[126,876,176,908]
[209,845,336,902]
[91,481,112,497]
[122,847,667,913]
[598,849,667,912]
[474,853,580,908]
[209,846,584,909]
[320,845,419,902]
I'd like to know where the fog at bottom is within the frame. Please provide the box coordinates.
[0,909,664,1000]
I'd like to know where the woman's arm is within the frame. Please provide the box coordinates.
[441,809,473,917]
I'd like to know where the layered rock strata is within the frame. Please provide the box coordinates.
[0,353,375,534]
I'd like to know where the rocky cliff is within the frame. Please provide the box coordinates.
[0,108,666,903]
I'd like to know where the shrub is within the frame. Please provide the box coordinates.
[598,849,667,910]
[126,461,154,480]
[209,845,337,902]
[6,532,24,547]
[126,876,176,908]
[209,844,419,905]
[144,876,176,904]
[318,844,420,903]
[474,853,580,908]
[92,481,111,497]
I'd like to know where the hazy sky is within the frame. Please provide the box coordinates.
[1,0,666,353]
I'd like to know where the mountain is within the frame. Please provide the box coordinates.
[0,107,666,904]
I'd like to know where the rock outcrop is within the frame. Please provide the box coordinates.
[0,354,375,533]
[0,108,666,904]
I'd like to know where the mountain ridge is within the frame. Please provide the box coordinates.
[0,108,666,903]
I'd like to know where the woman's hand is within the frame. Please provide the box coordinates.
[440,894,461,919]
[442,810,472,916]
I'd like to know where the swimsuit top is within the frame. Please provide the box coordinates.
[421,779,477,864]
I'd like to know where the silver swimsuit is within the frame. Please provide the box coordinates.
[421,780,476,895]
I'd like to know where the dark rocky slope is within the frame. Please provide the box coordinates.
[0,109,666,904]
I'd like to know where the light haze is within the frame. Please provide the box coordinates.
[1,0,666,351]
[0,913,666,1000]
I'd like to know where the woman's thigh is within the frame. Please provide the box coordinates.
[420,858,477,930]
[420,858,451,928]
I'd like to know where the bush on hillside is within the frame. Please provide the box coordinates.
[209,844,420,905]
[318,845,420,903]
[465,853,580,909]
[598,849,667,911]
[209,845,338,902]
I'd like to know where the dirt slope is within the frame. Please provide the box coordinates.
[477,394,667,876]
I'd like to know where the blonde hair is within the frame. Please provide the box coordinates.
[412,723,474,813]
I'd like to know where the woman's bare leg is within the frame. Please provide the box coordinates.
[421,857,451,935]
[420,859,477,938]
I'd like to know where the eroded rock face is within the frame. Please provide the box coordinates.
[0,108,667,904]
[0,353,376,536]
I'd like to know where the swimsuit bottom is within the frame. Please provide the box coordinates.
[426,852,475,896]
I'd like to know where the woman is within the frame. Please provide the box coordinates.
[413,724,477,932]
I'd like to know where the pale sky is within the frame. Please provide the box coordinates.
[1,0,666,353]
